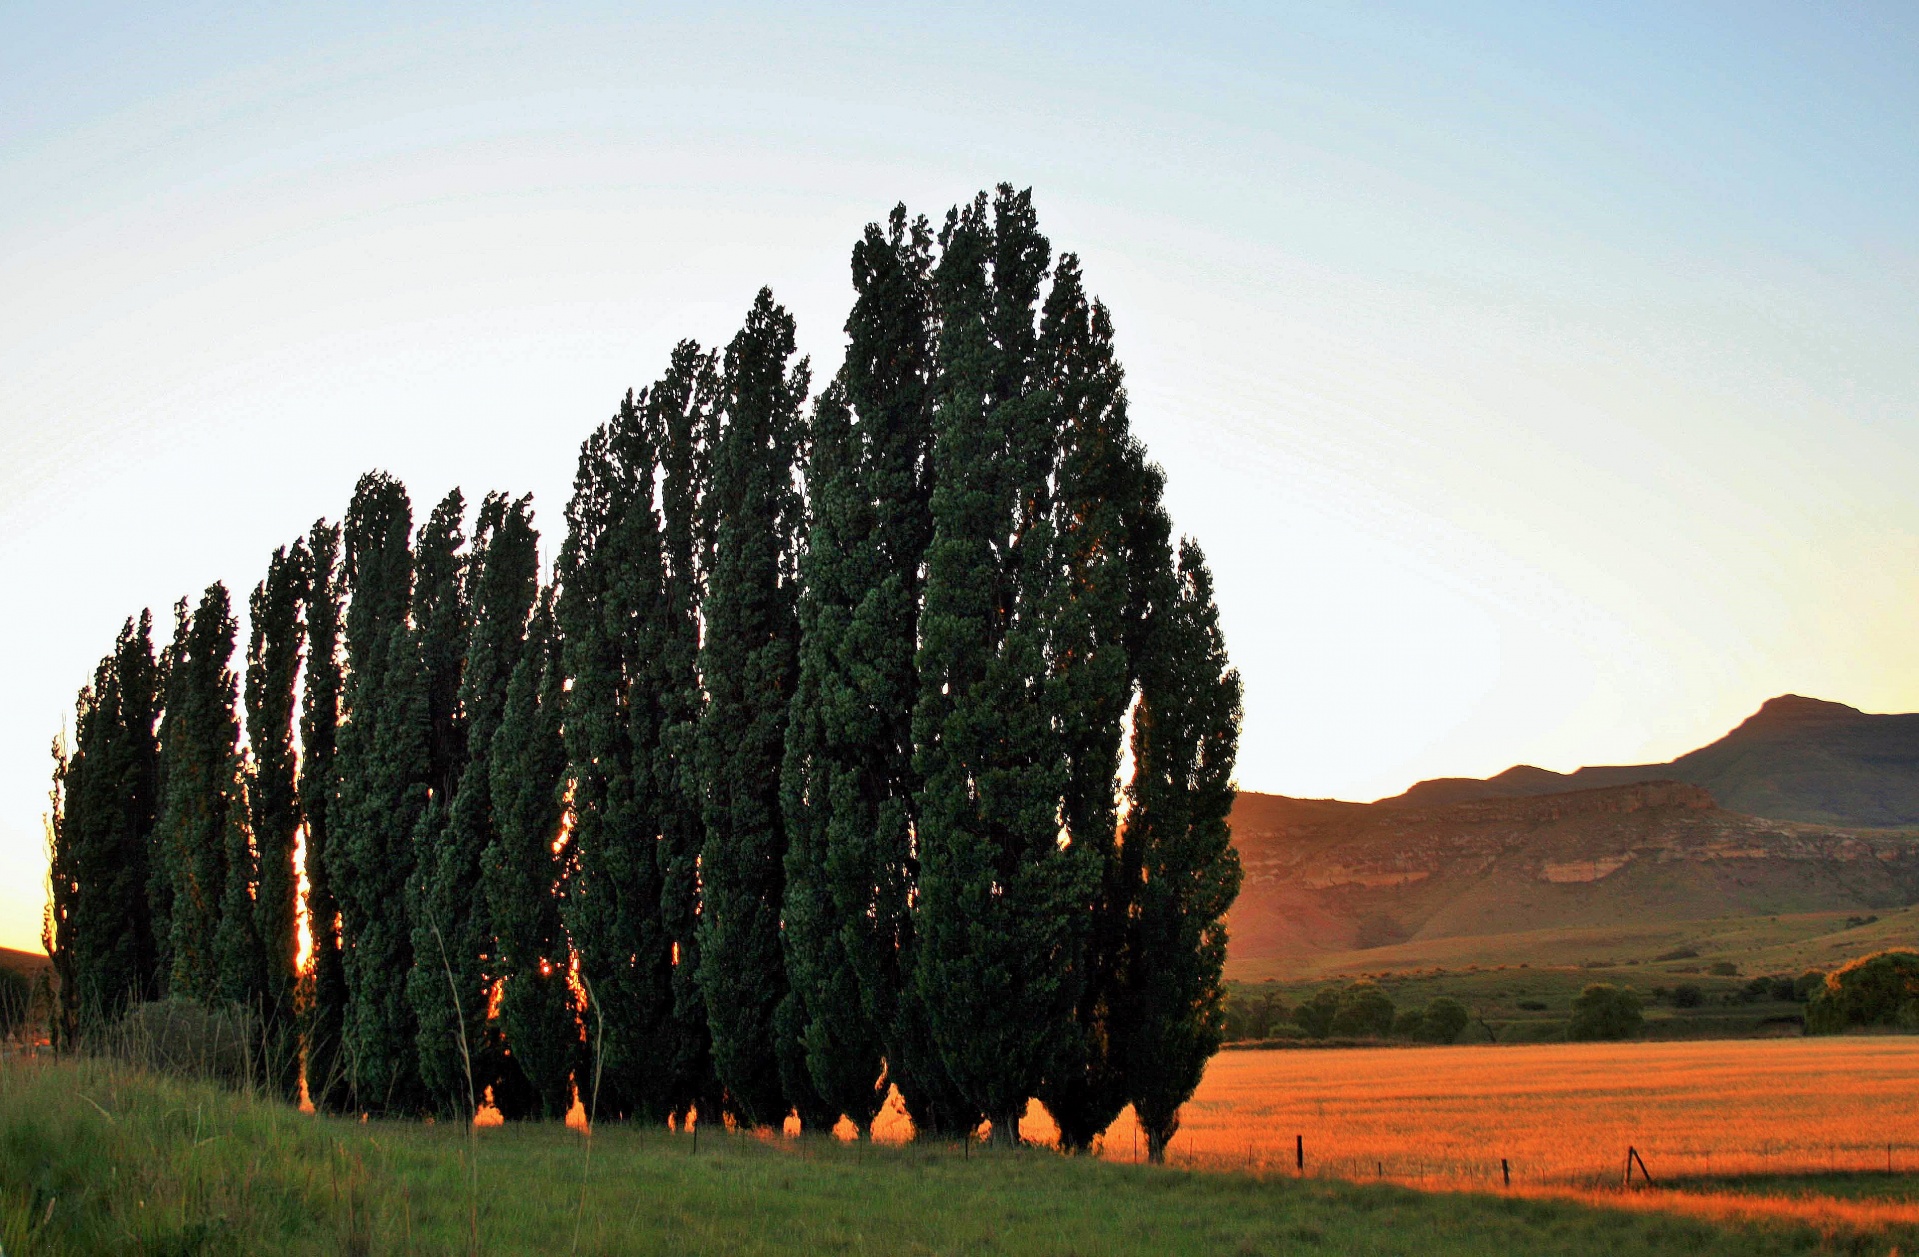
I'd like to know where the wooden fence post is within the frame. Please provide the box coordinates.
[1502,1158,1510,1188]
[1296,1134,1304,1172]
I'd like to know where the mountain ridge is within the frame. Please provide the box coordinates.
[1223,695,1919,974]
[1376,695,1919,828]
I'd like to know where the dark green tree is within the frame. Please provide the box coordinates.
[559,386,679,1122]
[55,614,164,1032]
[335,471,429,1115]
[301,520,351,1111]
[780,381,886,1135]
[696,288,817,1130]
[415,493,539,1118]
[912,187,1088,1145]
[147,601,188,992]
[1122,541,1242,1163]
[652,346,725,1126]
[1034,256,1160,1152]
[485,588,577,1119]
[156,584,243,1003]
[43,733,76,1049]
[246,544,307,1099]
[408,491,490,1118]
[782,203,960,1139]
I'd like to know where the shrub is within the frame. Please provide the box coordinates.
[1707,961,1738,977]
[1328,982,1396,1039]
[1516,999,1548,1011]
[1793,970,1827,1002]
[1806,951,1919,1035]
[1670,984,1704,1009]
[1293,988,1342,1039]
[0,966,28,1038]
[1223,988,1293,1041]
[94,1000,263,1089]
[1418,997,1470,1045]
[1568,984,1643,1041]
[1391,1008,1426,1039]
[1655,947,1698,962]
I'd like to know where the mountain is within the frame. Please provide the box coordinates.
[1381,696,1919,828]
[1226,780,1919,974]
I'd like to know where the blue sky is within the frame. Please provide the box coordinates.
[1,2,1915,948]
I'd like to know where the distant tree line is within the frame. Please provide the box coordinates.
[43,186,1241,1162]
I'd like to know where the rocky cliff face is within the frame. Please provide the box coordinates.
[1226,780,1919,965]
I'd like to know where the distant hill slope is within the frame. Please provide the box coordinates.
[1225,780,1919,970]
[1381,695,1919,827]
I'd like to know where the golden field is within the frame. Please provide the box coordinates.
[863,1037,1919,1194]
[1095,1038,1919,1186]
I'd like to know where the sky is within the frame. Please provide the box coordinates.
[1,2,1915,951]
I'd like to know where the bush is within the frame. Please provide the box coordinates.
[1670,984,1704,1009]
[1806,951,1919,1035]
[0,966,29,1038]
[1222,988,1292,1041]
[1568,984,1643,1041]
[1391,1008,1426,1039]
[1707,961,1739,977]
[1793,970,1827,1002]
[1328,982,1396,1039]
[1418,997,1470,1045]
[1655,947,1698,962]
[1293,988,1343,1039]
[94,1000,263,1089]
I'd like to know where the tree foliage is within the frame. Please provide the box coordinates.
[43,189,1243,1153]
[697,288,814,1130]
[246,543,308,1099]
[336,472,429,1115]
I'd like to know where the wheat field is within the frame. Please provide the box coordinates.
[997,1038,1919,1190]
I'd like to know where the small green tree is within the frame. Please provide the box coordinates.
[1418,997,1469,1044]
[1806,951,1919,1034]
[1294,989,1341,1039]
[1329,982,1396,1039]
[1568,984,1644,1041]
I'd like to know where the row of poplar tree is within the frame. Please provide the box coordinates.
[44,187,1241,1161]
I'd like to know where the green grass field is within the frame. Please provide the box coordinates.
[0,1054,1909,1256]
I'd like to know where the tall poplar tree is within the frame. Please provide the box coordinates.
[782,203,967,1138]
[416,493,537,1117]
[652,345,724,1125]
[409,491,490,1118]
[780,382,884,1133]
[156,584,243,1003]
[302,520,350,1111]
[1034,257,1159,1151]
[247,544,307,1099]
[44,734,76,1048]
[148,601,188,991]
[56,614,163,1030]
[697,288,816,1129]
[559,387,678,1121]
[335,472,429,1115]
[912,187,1093,1145]
[1123,541,1241,1163]
[485,588,576,1119]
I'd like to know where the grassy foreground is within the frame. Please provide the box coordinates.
[0,1056,1902,1256]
